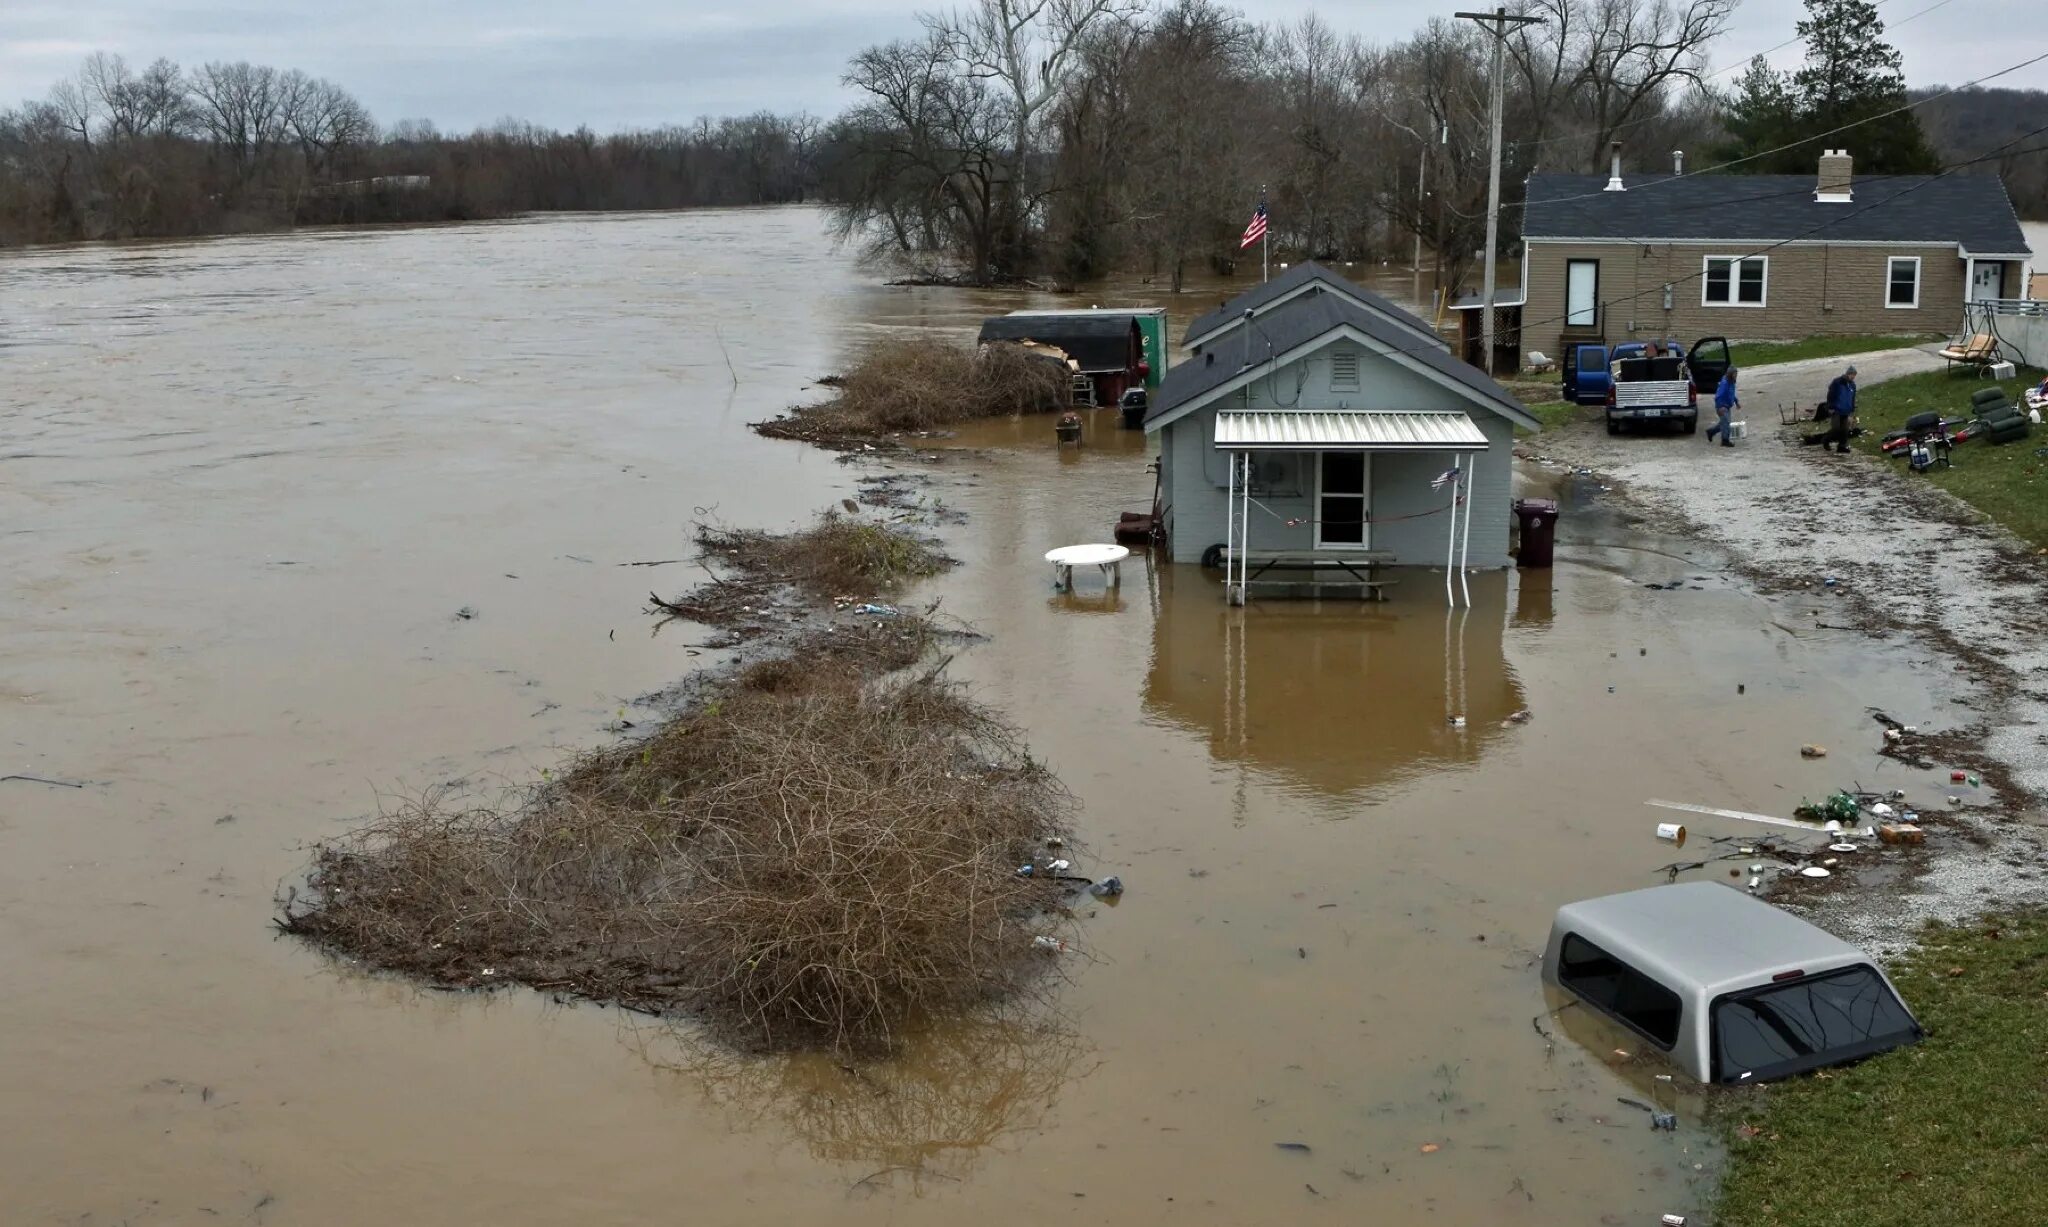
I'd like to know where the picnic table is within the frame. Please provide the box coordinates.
[1220,548,1396,599]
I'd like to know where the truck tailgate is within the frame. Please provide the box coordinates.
[1614,381,1691,408]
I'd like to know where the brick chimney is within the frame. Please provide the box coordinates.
[1816,149,1853,202]
[1605,141,1626,192]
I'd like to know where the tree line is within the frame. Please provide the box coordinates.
[822,0,2045,291]
[5,0,2042,276]
[0,53,824,245]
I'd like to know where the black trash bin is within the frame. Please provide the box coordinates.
[1513,497,1559,568]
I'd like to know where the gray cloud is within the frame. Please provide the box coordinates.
[0,0,2027,132]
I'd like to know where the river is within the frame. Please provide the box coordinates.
[1,206,1960,1224]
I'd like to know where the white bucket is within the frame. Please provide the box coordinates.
[1727,419,1748,440]
[1655,822,1688,847]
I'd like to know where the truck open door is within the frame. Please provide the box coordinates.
[1688,337,1732,390]
[1562,343,1609,405]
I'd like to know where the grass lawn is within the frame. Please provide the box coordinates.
[1714,912,2048,1227]
[1846,365,2048,547]
[1731,334,1943,369]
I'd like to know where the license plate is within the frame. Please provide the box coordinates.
[1642,408,1665,417]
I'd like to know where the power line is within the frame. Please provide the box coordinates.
[1506,44,2048,215]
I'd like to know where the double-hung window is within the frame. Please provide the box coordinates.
[1702,256,1767,307]
[1886,257,1921,309]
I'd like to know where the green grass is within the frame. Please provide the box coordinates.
[1714,912,2048,1227]
[1730,334,1942,369]
[1846,365,2048,547]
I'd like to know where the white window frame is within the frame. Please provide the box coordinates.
[1885,256,1921,309]
[1329,347,1360,391]
[1701,255,1769,308]
[1313,451,1371,551]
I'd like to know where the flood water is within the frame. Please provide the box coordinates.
[2,207,1967,1224]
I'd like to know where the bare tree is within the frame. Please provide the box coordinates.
[1508,0,1733,169]
[189,60,285,176]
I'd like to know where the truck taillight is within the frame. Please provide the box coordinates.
[1688,382,1699,406]
[1605,385,1616,408]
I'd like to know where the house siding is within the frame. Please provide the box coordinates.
[1522,240,1965,359]
[1156,337,1519,567]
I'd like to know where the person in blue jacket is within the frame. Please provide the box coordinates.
[1823,365,1858,454]
[1706,366,1739,447]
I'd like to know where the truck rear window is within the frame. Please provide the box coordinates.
[1713,965,1921,1082]
[1559,934,1681,1048]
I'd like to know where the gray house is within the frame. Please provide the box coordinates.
[1146,271,1536,599]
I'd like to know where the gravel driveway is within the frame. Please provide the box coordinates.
[1524,345,2048,947]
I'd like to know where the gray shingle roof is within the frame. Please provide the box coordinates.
[1522,171,2030,253]
[1181,261,1439,347]
[1148,291,1533,428]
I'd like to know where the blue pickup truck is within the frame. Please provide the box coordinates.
[1560,337,1735,436]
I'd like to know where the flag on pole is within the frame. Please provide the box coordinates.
[1239,196,1268,249]
[1430,467,1461,490]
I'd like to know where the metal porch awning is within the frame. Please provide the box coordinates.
[1214,410,1488,451]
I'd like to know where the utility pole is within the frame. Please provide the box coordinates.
[1456,5,1540,374]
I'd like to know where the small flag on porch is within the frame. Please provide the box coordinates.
[1431,467,1460,490]
[1239,196,1268,249]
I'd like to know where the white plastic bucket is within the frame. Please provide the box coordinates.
[1655,822,1687,847]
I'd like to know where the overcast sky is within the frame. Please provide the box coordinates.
[0,0,2027,132]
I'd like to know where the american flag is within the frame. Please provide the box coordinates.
[1431,467,1461,490]
[1239,196,1268,249]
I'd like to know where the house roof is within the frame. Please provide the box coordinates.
[1523,171,2031,254]
[1181,261,1441,349]
[1147,291,1535,431]
[977,314,1138,373]
[1215,409,1489,451]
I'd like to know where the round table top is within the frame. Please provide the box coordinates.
[1044,543,1131,567]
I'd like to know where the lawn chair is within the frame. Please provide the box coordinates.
[1955,385,2030,445]
[1938,333,2000,374]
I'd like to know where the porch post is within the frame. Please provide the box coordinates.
[1225,445,1237,599]
[1444,457,1461,607]
[1236,452,1252,606]
[1966,257,1978,304]
[1458,452,1475,607]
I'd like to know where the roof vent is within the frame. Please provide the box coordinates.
[1672,149,1684,175]
[1605,141,1626,192]
[1816,149,1853,203]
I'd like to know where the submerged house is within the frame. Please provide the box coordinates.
[977,312,1147,406]
[1146,268,1536,582]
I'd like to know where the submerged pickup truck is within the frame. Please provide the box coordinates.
[1560,337,1733,436]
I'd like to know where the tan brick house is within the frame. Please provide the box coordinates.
[1505,149,2032,367]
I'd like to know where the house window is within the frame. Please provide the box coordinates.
[1565,259,1599,327]
[1702,256,1767,307]
[1330,348,1360,390]
[1557,933,1681,1049]
[1886,257,1921,309]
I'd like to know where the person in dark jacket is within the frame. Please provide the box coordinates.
[1823,365,1858,453]
[1707,366,1739,446]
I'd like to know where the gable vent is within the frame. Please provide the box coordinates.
[1330,349,1361,389]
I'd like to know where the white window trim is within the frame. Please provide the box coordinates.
[1885,256,1921,310]
[1701,255,1769,308]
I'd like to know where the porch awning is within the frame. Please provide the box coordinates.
[1214,410,1489,451]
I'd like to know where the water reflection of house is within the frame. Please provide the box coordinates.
[1142,568,1528,796]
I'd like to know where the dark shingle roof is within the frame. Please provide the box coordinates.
[1181,261,1439,348]
[1522,171,2030,253]
[977,314,1138,372]
[1148,292,1532,428]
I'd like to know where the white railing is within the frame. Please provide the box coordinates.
[1982,298,2048,317]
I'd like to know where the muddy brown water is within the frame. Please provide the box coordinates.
[2,206,1970,1224]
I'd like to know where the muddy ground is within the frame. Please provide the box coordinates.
[1526,345,2048,950]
